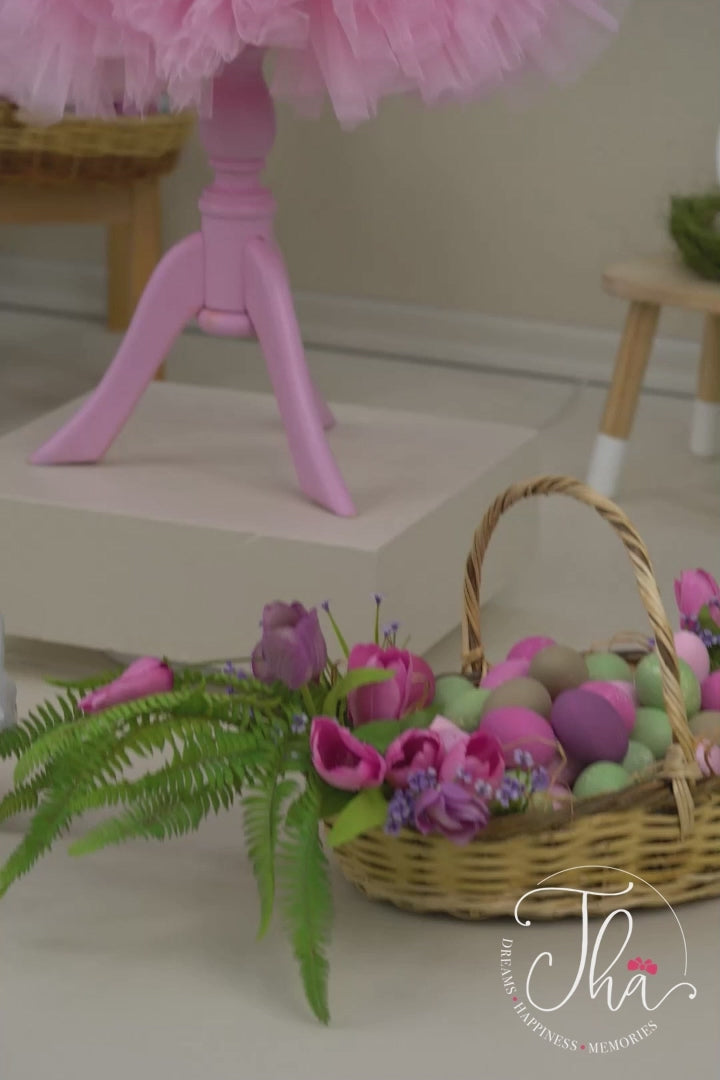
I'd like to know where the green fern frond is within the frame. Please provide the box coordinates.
[0,770,51,825]
[68,782,237,855]
[278,780,333,1024]
[46,671,121,691]
[244,773,299,941]
[0,693,81,761]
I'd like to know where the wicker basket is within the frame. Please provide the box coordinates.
[0,100,195,185]
[332,475,720,920]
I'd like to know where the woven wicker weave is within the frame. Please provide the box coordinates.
[0,100,194,185]
[332,476,720,919]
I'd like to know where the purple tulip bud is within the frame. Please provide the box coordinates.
[252,602,328,691]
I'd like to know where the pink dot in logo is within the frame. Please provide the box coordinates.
[513,997,518,1002]
[580,1045,586,1051]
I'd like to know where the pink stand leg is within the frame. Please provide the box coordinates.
[32,234,204,464]
[30,49,354,517]
[246,237,354,516]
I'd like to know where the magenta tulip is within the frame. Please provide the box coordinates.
[252,601,327,690]
[439,729,505,792]
[346,644,435,727]
[310,717,386,790]
[79,657,173,714]
[385,729,443,789]
[414,782,490,844]
[675,570,720,623]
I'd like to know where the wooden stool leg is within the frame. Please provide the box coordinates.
[690,314,720,457]
[587,300,660,497]
[106,178,164,377]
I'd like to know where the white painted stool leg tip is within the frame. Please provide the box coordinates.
[586,434,628,499]
[690,400,720,458]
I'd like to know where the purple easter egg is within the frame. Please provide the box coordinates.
[480,706,557,766]
[702,671,720,712]
[506,636,556,663]
[674,631,710,683]
[581,680,636,733]
[480,659,530,690]
[551,689,629,765]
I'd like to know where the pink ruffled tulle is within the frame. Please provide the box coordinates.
[0,0,627,128]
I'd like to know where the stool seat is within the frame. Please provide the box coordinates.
[587,253,720,497]
[604,254,720,316]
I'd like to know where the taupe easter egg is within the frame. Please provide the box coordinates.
[529,645,590,700]
[481,677,552,720]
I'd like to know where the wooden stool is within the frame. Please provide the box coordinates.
[587,254,720,497]
[0,176,162,332]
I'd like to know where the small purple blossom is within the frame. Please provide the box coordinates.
[373,593,384,606]
[407,767,438,795]
[474,779,494,798]
[530,766,549,793]
[321,600,331,614]
[291,713,309,734]
[385,789,415,835]
[513,749,535,769]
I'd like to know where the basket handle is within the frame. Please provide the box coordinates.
[461,475,696,766]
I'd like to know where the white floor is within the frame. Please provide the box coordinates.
[0,308,718,1078]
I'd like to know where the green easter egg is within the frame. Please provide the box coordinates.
[634,654,701,716]
[443,688,490,733]
[573,762,631,800]
[432,675,475,713]
[585,652,634,683]
[622,739,655,776]
[631,707,673,760]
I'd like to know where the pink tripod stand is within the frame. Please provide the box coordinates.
[31,48,356,518]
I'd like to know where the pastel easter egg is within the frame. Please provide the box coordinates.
[480,659,530,690]
[480,706,557,767]
[573,762,631,800]
[631,707,673,760]
[584,652,634,683]
[701,672,720,712]
[551,689,628,765]
[481,677,552,720]
[635,654,701,717]
[674,631,710,683]
[622,739,655,777]
[529,646,590,699]
[581,680,636,733]
[442,688,490,733]
[432,675,475,713]
[689,710,720,743]
[506,636,556,663]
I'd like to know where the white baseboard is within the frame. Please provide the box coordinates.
[0,253,698,396]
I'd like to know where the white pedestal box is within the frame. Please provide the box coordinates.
[0,384,539,662]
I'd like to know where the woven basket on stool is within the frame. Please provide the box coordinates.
[0,100,194,185]
[332,475,720,920]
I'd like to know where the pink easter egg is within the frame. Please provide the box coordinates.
[551,689,629,765]
[581,680,636,733]
[480,659,531,690]
[674,631,711,683]
[480,706,557,766]
[702,671,720,712]
[507,636,556,663]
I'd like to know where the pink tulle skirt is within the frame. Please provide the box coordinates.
[0,0,626,128]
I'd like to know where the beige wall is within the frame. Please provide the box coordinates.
[0,0,717,338]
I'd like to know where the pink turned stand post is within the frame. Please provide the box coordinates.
[31,49,356,518]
